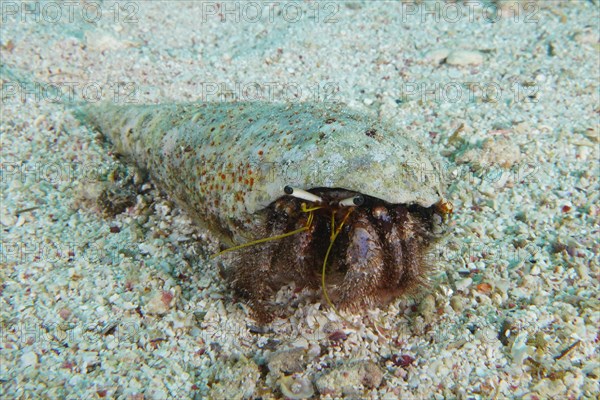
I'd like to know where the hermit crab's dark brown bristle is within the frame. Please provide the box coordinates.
[220,188,439,323]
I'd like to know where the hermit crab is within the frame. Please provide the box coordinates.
[80,101,448,322]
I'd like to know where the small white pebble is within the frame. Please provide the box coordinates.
[446,50,484,66]
[456,277,473,291]
[290,337,309,349]
[511,332,531,366]
[21,351,38,367]
[0,207,17,226]
[574,31,600,44]
[144,291,172,315]
[423,48,450,64]
[479,183,496,197]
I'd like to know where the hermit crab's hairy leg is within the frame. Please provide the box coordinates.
[399,212,424,287]
[405,212,434,289]
[213,187,324,321]
[370,206,406,287]
[335,212,387,310]
[395,210,434,290]
[319,193,365,318]
[268,199,322,289]
[223,202,320,322]
[320,207,354,318]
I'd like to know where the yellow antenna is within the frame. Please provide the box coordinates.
[213,203,322,258]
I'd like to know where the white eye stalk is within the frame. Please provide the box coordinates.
[339,194,365,207]
[284,186,323,203]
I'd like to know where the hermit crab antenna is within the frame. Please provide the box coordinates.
[339,194,365,207]
[284,186,323,203]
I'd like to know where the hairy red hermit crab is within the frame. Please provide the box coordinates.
[80,102,449,322]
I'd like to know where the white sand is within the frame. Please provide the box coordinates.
[1,1,598,398]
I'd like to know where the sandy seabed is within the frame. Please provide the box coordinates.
[1,1,599,399]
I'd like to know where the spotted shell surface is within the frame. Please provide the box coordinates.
[80,102,444,244]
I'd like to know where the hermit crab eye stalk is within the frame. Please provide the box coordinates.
[284,185,323,203]
[339,194,365,207]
